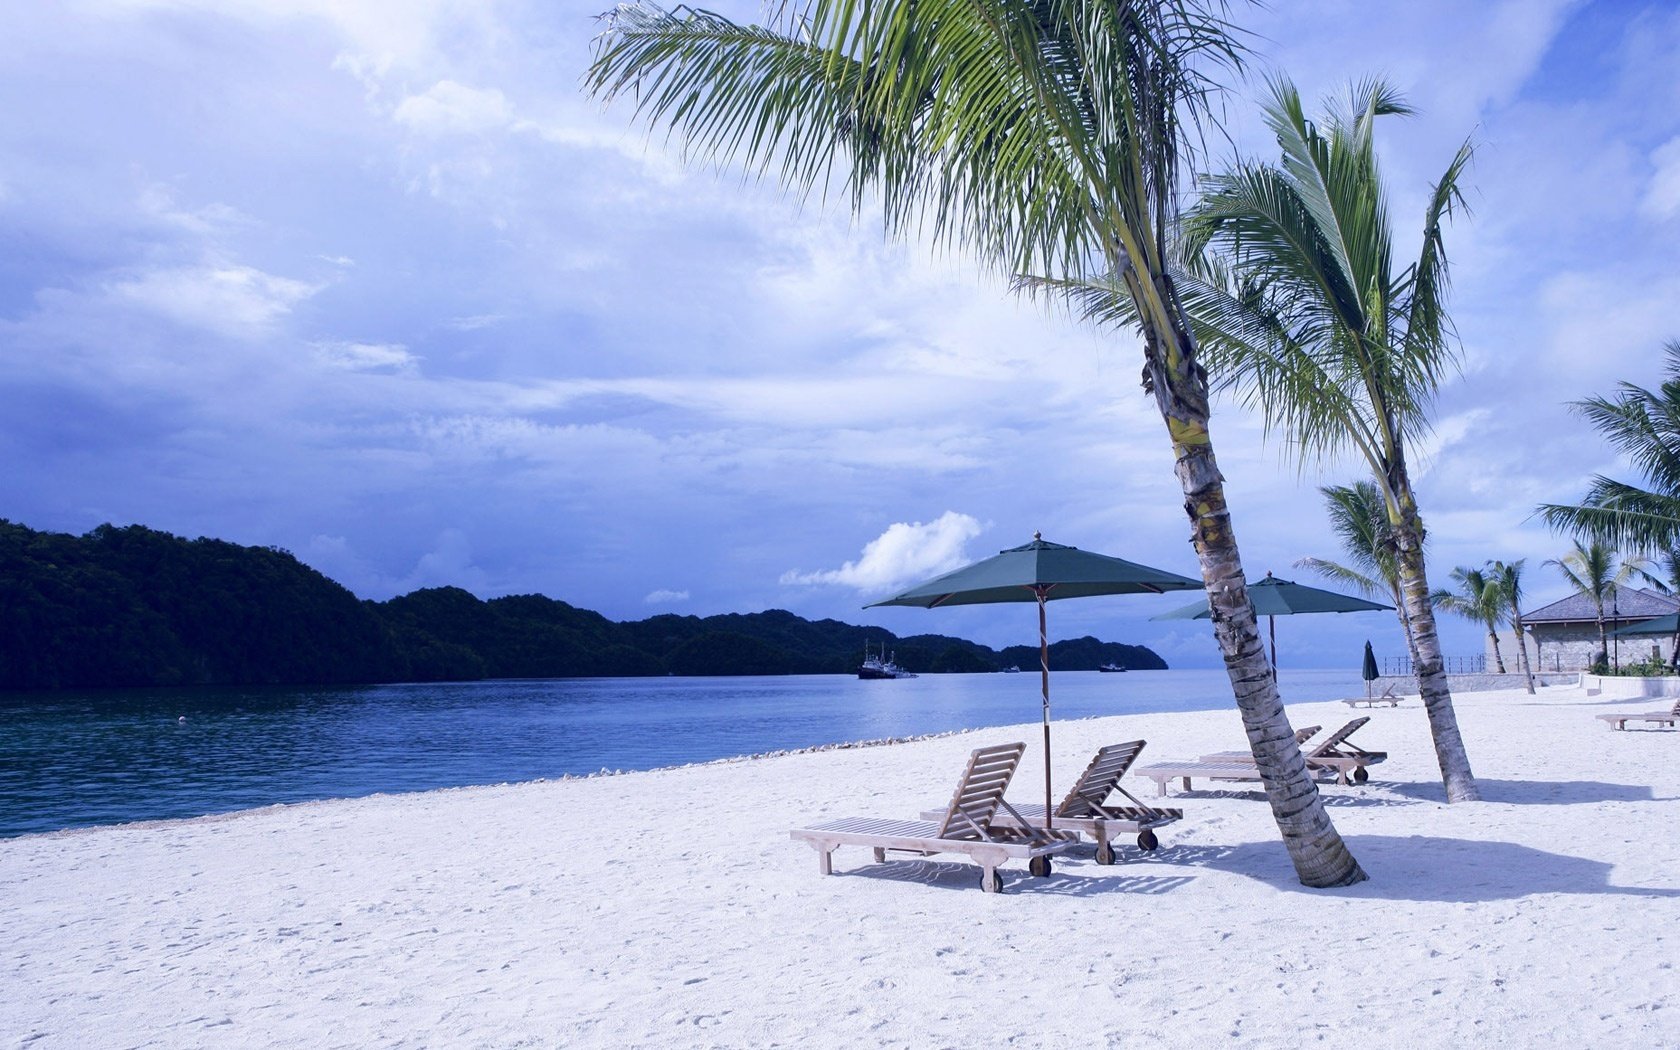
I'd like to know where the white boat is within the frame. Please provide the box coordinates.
[1098,662,1127,673]
[858,641,917,679]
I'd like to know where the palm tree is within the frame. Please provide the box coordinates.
[1489,559,1535,692]
[1430,566,1507,673]
[1051,78,1478,798]
[587,1,1365,884]
[1295,480,1413,652]
[1540,340,1680,551]
[1546,540,1642,672]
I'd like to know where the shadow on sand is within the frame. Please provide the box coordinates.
[1385,778,1666,805]
[833,854,1198,897]
[1163,835,1680,903]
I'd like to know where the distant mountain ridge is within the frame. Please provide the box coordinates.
[0,520,1167,690]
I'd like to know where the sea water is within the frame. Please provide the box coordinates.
[0,668,1366,838]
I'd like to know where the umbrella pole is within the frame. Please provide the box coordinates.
[1269,615,1277,669]
[1037,588,1052,830]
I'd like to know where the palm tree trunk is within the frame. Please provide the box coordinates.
[1595,608,1609,671]
[1146,298,1366,886]
[1487,629,1506,674]
[1511,608,1535,693]
[1387,473,1480,802]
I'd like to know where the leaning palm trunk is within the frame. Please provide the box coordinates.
[1487,630,1506,674]
[1145,284,1364,886]
[1390,476,1479,801]
[1511,607,1535,692]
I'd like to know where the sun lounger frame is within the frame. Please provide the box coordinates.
[918,741,1183,864]
[1197,717,1387,785]
[790,742,1077,893]
[1597,698,1680,730]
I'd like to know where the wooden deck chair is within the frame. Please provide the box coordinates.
[922,741,1183,864]
[1597,697,1680,731]
[790,742,1078,893]
[1198,717,1387,785]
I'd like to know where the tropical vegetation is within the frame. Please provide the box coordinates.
[1058,77,1479,799]
[586,0,1366,883]
[1430,566,1508,673]
[1488,559,1535,692]
[0,519,1164,690]
[1295,480,1412,650]
[1544,539,1646,674]
[1540,340,1680,552]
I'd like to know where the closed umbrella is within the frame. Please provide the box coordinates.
[1362,640,1380,699]
[867,533,1202,831]
[1152,572,1393,667]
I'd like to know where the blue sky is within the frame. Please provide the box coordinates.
[2,0,1677,670]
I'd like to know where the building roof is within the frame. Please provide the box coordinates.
[1523,586,1680,624]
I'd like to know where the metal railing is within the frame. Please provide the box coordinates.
[1380,654,1487,677]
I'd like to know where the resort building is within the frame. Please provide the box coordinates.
[1495,587,1680,671]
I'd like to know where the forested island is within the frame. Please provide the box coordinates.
[0,520,1167,690]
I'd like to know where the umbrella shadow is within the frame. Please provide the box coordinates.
[1162,836,1680,903]
[1385,778,1666,805]
[837,858,1197,897]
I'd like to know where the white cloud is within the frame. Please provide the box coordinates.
[1641,136,1680,220]
[644,589,690,604]
[781,512,985,594]
[393,80,511,136]
[314,340,416,372]
[107,263,319,338]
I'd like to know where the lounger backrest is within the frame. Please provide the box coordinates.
[1308,716,1371,758]
[1294,725,1322,746]
[1672,698,1680,717]
[935,742,1026,841]
[1055,741,1146,818]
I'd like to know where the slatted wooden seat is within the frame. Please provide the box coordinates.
[919,740,1182,864]
[1597,697,1680,730]
[790,742,1078,893]
[1134,760,1278,796]
[1198,717,1387,785]
[1344,695,1402,708]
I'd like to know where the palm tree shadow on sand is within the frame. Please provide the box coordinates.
[828,852,1197,897]
[1165,835,1680,903]
[1385,778,1668,805]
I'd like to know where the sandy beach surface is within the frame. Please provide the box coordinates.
[3,680,1677,1048]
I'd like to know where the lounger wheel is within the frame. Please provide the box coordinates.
[1028,856,1052,878]
[1136,829,1160,852]
[1352,766,1369,784]
[1095,840,1116,866]
[981,869,1004,893]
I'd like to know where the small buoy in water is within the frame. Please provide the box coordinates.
[177,716,187,724]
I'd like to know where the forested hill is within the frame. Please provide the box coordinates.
[0,521,1168,690]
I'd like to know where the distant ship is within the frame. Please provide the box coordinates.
[858,641,918,679]
[1002,665,1021,673]
[1098,663,1127,673]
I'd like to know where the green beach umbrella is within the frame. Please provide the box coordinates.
[867,533,1203,830]
[1610,614,1679,637]
[1362,640,1380,698]
[1153,572,1393,668]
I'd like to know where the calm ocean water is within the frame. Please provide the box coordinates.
[0,669,1366,838]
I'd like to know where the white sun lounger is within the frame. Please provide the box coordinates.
[790,742,1078,893]
[919,740,1182,864]
[1199,717,1387,785]
[1597,698,1680,730]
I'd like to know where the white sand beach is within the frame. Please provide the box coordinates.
[3,680,1678,1049]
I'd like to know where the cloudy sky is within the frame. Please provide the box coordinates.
[2,0,1677,670]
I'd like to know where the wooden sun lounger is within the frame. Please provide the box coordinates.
[1597,698,1680,730]
[1134,761,1275,796]
[790,742,1077,893]
[1199,717,1387,785]
[1344,696,1402,708]
[920,740,1183,865]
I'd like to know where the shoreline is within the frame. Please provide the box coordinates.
[5,682,1677,1047]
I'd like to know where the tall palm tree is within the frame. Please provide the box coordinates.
[1048,78,1478,798]
[1546,540,1642,672]
[1294,480,1413,651]
[587,1,1366,884]
[1430,566,1507,673]
[1540,340,1680,551]
[1489,559,1535,692]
